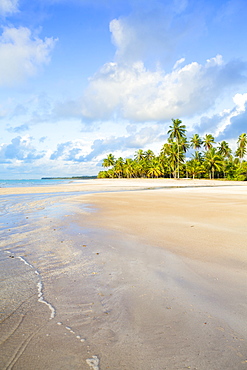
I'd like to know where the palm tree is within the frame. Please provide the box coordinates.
[99,131,247,180]
[236,133,247,162]
[114,157,124,178]
[97,170,109,178]
[147,158,163,178]
[161,140,180,178]
[134,149,145,162]
[180,137,190,154]
[102,153,115,169]
[235,147,247,162]
[158,153,169,178]
[167,118,186,178]
[144,149,155,161]
[186,159,205,179]
[107,168,116,178]
[217,141,232,178]
[123,158,135,178]
[192,150,203,163]
[204,148,222,179]
[202,134,215,151]
[134,161,146,178]
[190,134,202,151]
[217,141,232,158]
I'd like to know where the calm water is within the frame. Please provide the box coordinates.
[0,178,78,188]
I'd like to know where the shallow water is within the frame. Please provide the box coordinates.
[0,179,76,188]
[1,191,247,369]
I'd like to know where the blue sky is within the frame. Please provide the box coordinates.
[0,0,247,179]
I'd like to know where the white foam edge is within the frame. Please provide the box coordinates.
[86,355,100,370]
[17,255,56,320]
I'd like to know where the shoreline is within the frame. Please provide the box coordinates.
[0,177,246,195]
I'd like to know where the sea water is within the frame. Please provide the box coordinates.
[0,178,75,188]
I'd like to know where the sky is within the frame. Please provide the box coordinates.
[0,0,247,179]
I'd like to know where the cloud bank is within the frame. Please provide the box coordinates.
[81,56,246,122]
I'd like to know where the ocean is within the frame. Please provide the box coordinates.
[0,178,79,188]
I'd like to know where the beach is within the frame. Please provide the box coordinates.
[0,179,247,369]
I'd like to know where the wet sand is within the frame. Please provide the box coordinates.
[0,179,247,369]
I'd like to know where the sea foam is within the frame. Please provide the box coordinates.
[86,355,100,370]
[16,255,56,319]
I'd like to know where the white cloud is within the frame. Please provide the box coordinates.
[173,57,185,70]
[81,56,247,122]
[109,18,139,63]
[0,135,44,163]
[206,54,224,67]
[0,27,57,86]
[215,93,247,135]
[232,92,247,111]
[193,93,247,139]
[0,0,19,16]
[48,124,164,164]
[216,93,247,139]
[109,12,172,64]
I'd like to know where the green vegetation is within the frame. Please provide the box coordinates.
[98,119,247,181]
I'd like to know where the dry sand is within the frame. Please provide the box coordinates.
[1,178,247,369]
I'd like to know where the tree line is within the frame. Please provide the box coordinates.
[98,119,247,181]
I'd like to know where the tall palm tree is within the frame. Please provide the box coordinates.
[217,141,232,158]
[144,149,155,161]
[178,137,189,177]
[204,148,222,179]
[180,137,190,154]
[160,141,172,178]
[190,134,202,150]
[217,141,232,178]
[114,157,124,178]
[236,133,247,162]
[134,149,145,162]
[102,153,115,169]
[202,134,215,151]
[161,140,181,178]
[167,118,186,178]
[235,146,247,162]
[123,158,134,178]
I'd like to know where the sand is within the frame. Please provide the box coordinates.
[1,177,247,195]
[0,178,247,369]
